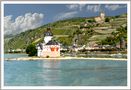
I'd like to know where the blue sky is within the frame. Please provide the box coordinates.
[4,4,127,35]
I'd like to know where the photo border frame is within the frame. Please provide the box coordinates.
[1,0,130,89]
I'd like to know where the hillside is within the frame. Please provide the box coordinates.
[4,13,127,51]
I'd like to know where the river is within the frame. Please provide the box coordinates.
[4,54,127,86]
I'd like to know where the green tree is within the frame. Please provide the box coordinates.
[105,17,110,22]
[88,19,95,23]
[99,26,127,46]
[116,26,127,40]
[26,44,37,56]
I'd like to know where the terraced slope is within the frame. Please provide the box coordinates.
[4,14,127,51]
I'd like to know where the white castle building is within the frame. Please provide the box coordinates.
[37,28,60,58]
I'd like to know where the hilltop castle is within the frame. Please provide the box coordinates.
[94,12,105,23]
[36,28,60,58]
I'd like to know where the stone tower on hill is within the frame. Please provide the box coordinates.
[95,12,105,23]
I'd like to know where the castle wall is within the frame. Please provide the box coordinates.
[38,45,60,58]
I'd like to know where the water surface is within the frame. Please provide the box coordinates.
[4,54,127,86]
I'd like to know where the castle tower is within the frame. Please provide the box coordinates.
[94,11,105,23]
[120,37,125,49]
[44,27,53,44]
[100,12,105,21]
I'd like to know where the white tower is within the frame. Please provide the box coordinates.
[44,28,53,44]
[44,36,52,44]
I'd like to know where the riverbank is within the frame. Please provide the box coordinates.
[5,56,127,61]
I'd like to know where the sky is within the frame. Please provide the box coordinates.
[4,4,127,35]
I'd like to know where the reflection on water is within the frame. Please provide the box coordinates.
[4,54,127,86]
[41,60,62,85]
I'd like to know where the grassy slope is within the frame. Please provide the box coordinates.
[4,14,127,51]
